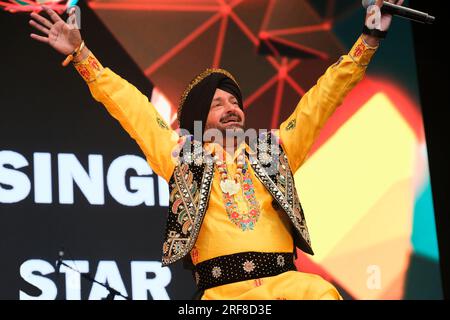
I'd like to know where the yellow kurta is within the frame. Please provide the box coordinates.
[74,36,377,300]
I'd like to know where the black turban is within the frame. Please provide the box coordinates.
[178,69,243,136]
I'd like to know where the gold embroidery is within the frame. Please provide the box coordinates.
[156,116,169,130]
[162,159,214,266]
[162,136,313,266]
[277,255,285,267]
[243,260,255,273]
[194,271,200,284]
[242,260,255,273]
[251,148,313,252]
[286,119,296,131]
[73,51,104,83]
[212,266,222,278]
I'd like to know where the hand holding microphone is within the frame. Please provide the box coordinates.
[361,0,404,46]
[363,0,435,27]
[364,0,405,33]
[362,0,434,44]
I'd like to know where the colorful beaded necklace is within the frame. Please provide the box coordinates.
[213,150,261,231]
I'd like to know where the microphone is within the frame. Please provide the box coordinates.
[362,0,435,24]
[55,248,64,274]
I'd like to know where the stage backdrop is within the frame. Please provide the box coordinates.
[0,0,443,299]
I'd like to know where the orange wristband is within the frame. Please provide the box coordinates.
[62,41,85,67]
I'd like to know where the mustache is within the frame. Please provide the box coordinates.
[220,113,242,123]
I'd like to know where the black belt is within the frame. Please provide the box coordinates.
[193,251,296,290]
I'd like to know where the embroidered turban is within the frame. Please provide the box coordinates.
[177,68,243,135]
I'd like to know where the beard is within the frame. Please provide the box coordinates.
[202,110,247,148]
[205,112,244,132]
[218,112,244,132]
[204,123,245,139]
[220,122,244,131]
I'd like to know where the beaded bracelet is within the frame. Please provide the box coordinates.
[61,40,85,67]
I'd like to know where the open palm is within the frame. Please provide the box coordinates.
[29,6,81,55]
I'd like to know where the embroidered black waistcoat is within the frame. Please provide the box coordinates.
[161,133,313,266]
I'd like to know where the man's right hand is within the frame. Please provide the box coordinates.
[29,5,88,61]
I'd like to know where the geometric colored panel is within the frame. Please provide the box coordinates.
[412,180,440,261]
[323,236,411,299]
[294,92,418,299]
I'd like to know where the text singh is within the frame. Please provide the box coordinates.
[0,150,169,206]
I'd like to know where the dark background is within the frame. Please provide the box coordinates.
[0,4,196,300]
[411,0,450,299]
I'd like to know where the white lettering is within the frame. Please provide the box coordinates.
[58,154,104,205]
[88,261,127,300]
[0,151,167,206]
[33,152,52,203]
[131,261,171,300]
[107,155,154,206]
[20,259,57,300]
[158,176,169,207]
[20,259,172,300]
[60,260,89,300]
[0,150,31,203]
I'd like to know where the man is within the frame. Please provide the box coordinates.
[28,1,404,300]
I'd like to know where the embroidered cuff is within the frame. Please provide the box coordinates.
[348,35,378,67]
[73,50,104,83]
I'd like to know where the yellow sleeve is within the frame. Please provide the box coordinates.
[279,35,378,173]
[73,51,179,182]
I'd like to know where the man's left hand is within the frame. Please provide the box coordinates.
[363,0,405,47]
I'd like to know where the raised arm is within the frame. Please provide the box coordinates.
[279,0,404,173]
[29,6,178,182]
[278,35,378,173]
